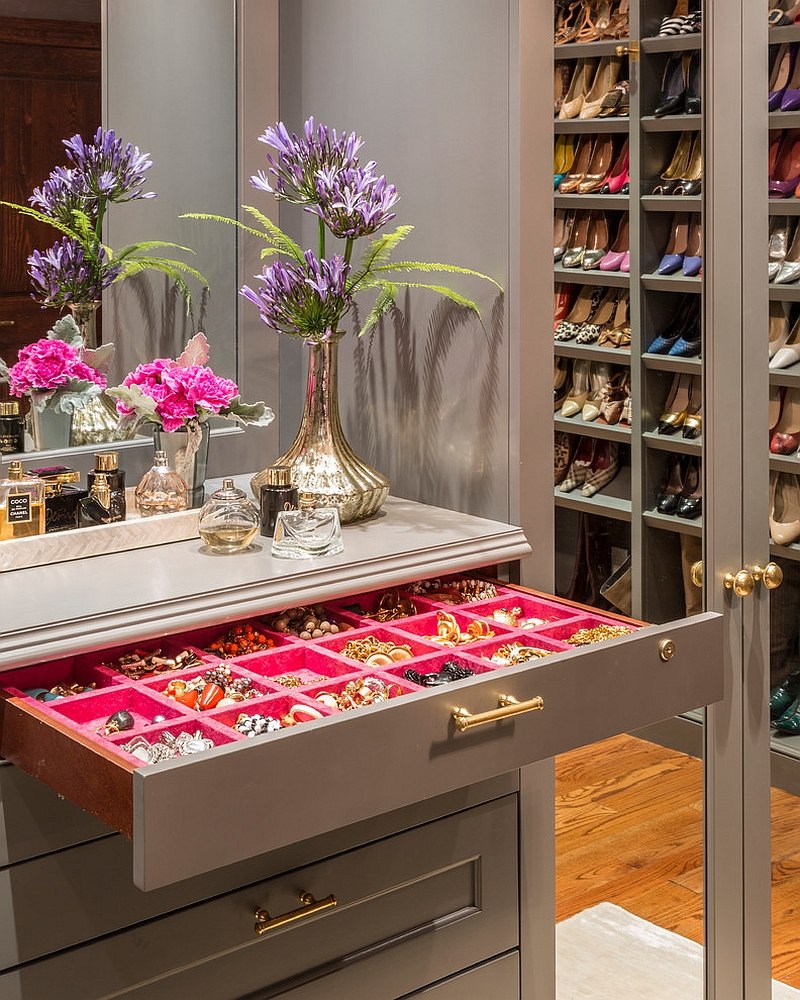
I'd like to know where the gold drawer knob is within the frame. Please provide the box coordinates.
[452,694,544,732]
[724,570,755,599]
[254,892,337,936]
[658,639,676,662]
[752,562,784,590]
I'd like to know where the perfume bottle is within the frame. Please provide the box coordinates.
[0,461,45,540]
[135,450,189,516]
[29,466,87,533]
[88,452,126,521]
[79,473,115,527]
[259,465,299,538]
[0,401,24,455]
[198,479,260,553]
[271,491,343,559]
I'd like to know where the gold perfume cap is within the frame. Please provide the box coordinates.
[90,472,112,509]
[0,401,20,416]
[298,491,316,510]
[30,466,80,486]
[267,466,292,488]
[7,460,23,481]
[95,452,119,472]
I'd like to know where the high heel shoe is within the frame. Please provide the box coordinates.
[577,135,617,194]
[668,318,702,357]
[554,283,576,328]
[598,294,631,348]
[599,214,629,271]
[657,454,685,514]
[657,213,691,275]
[770,44,798,111]
[554,133,575,189]
[658,0,691,35]
[682,216,702,276]
[658,372,693,434]
[783,43,800,111]
[559,134,595,194]
[555,62,572,118]
[682,376,702,439]
[581,361,614,420]
[769,130,800,199]
[554,357,570,411]
[559,436,596,492]
[770,385,785,437]
[770,670,800,721]
[654,53,687,118]
[770,307,800,370]
[684,53,701,115]
[582,211,611,270]
[597,370,630,424]
[554,208,576,261]
[652,131,692,194]
[579,56,624,119]
[646,295,698,353]
[581,441,620,497]
[562,210,591,268]
[775,210,800,281]
[555,284,603,341]
[576,287,619,345]
[559,59,599,120]
[770,471,800,546]
[673,133,702,196]
[597,79,630,118]
[600,139,629,194]
[554,0,583,44]
[769,216,792,281]
[676,458,702,519]
[560,358,592,417]
[554,431,577,486]
[771,386,800,453]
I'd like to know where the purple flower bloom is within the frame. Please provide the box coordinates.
[311,163,398,239]
[27,237,121,307]
[62,127,155,204]
[240,250,351,343]
[29,166,93,225]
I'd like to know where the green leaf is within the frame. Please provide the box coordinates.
[114,240,196,261]
[47,315,83,347]
[358,282,397,338]
[222,397,276,426]
[348,225,414,291]
[361,279,481,315]
[106,383,160,419]
[181,212,272,243]
[241,206,305,263]
[372,260,502,290]
[0,200,82,241]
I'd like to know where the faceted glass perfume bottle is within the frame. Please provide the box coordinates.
[0,461,45,540]
[134,450,189,517]
[271,491,343,559]
[198,478,260,553]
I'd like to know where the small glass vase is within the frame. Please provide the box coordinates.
[251,333,389,524]
[154,422,210,509]
[28,391,73,451]
[69,301,101,349]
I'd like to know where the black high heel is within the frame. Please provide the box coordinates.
[654,54,686,118]
[684,53,701,115]
[656,454,685,514]
[676,457,702,518]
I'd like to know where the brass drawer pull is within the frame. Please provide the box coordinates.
[452,694,544,732]
[0,320,15,326]
[254,892,337,936]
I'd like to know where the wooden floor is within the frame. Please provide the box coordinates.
[556,733,800,988]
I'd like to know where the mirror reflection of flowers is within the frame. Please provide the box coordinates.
[185,117,500,345]
[107,333,274,435]
[1,127,207,317]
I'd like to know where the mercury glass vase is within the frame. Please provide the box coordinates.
[154,422,211,508]
[69,301,101,349]
[251,333,390,524]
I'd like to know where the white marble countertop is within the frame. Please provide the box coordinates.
[0,493,530,668]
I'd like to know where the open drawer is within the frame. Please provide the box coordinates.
[0,571,722,890]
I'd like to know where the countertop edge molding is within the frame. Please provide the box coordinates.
[0,497,531,668]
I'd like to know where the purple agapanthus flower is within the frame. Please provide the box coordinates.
[240,249,352,344]
[29,166,93,225]
[28,236,122,307]
[312,163,398,239]
[62,127,155,204]
[250,117,364,206]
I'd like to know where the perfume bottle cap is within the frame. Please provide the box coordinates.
[94,452,119,472]
[298,491,316,510]
[30,466,81,486]
[0,401,20,416]
[153,450,169,469]
[90,472,112,509]
[213,478,246,500]
[267,466,293,488]
[7,460,23,481]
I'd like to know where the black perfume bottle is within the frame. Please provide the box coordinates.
[78,473,114,527]
[259,466,298,538]
[0,401,24,454]
[29,466,88,533]
[87,452,126,521]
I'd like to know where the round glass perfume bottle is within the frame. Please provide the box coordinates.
[198,478,260,553]
[134,450,189,517]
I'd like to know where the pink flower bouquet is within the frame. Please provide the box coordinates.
[107,333,273,432]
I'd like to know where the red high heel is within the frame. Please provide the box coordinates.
[554,284,576,328]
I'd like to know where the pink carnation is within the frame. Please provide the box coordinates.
[8,338,106,395]
[172,365,238,411]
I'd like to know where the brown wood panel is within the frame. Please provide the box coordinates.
[0,16,100,49]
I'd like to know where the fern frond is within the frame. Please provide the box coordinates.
[349,225,414,290]
[0,201,81,241]
[372,260,502,290]
[358,282,398,338]
[118,254,208,288]
[114,240,196,261]
[181,211,273,243]
[359,278,480,315]
[241,206,306,263]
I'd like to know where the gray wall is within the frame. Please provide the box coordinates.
[277,0,511,521]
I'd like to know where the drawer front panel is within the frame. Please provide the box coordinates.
[400,953,520,1000]
[0,796,518,1000]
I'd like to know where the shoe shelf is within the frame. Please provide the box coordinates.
[769,368,800,388]
[641,353,702,374]
[769,453,800,475]
[641,273,702,293]
[642,509,703,536]
[642,430,703,455]
[640,34,702,54]
[555,38,631,59]
[770,111,800,130]
[555,342,632,365]
[641,195,702,212]
[769,201,800,216]
[554,194,630,211]
[554,118,631,135]
[554,412,632,441]
[554,263,630,287]
[770,25,800,43]
[553,484,633,523]
[769,284,800,302]
[770,541,800,563]
[640,114,701,132]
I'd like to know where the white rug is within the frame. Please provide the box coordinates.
[556,903,800,1000]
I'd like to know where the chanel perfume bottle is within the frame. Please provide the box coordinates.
[0,461,45,540]
[198,479,260,553]
[135,450,189,516]
[29,466,87,533]
[0,402,24,455]
[259,465,298,538]
[88,452,126,521]
[78,473,114,527]
[271,491,343,559]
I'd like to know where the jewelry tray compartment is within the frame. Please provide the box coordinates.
[0,579,723,890]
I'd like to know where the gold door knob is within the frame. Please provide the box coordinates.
[752,562,784,590]
[690,561,703,588]
[724,570,755,598]
[615,41,639,60]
